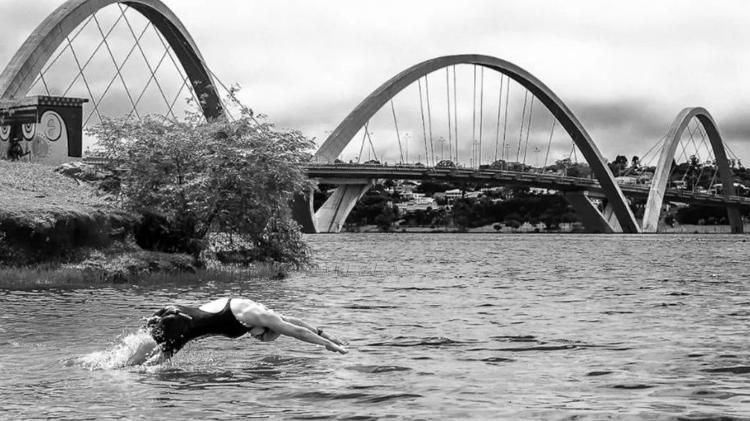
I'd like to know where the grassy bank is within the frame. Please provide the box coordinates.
[1,160,136,266]
[0,262,287,290]
[0,160,112,217]
[1,161,292,286]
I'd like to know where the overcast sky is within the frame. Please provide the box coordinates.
[1,0,749,162]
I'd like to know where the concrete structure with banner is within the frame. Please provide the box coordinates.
[0,95,87,163]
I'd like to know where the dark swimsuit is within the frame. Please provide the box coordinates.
[147,299,255,357]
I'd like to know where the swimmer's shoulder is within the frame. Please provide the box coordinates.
[229,298,272,317]
[198,297,268,315]
[198,297,231,313]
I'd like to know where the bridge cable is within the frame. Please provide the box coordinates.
[83,22,151,126]
[694,123,719,191]
[445,68,452,163]
[60,21,110,97]
[708,165,719,194]
[724,141,740,162]
[686,122,702,162]
[165,77,190,120]
[566,138,579,164]
[494,74,504,164]
[694,123,713,165]
[61,12,126,98]
[390,100,405,163]
[417,78,430,165]
[124,46,171,120]
[453,65,459,162]
[516,90,529,163]
[425,75,435,166]
[78,9,143,119]
[365,123,379,162]
[150,24,204,115]
[666,144,683,189]
[639,135,666,167]
[118,8,180,120]
[693,163,706,193]
[622,134,665,177]
[30,15,95,93]
[64,36,104,123]
[678,135,691,166]
[62,13,132,101]
[38,74,51,96]
[119,2,221,112]
[689,126,708,191]
[472,65,477,167]
[522,95,535,167]
[204,67,240,122]
[501,77,510,168]
[100,17,173,121]
[357,122,368,163]
[543,118,556,170]
[479,67,487,166]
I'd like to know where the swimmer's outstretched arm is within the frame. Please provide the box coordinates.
[264,312,347,354]
[281,315,346,346]
[239,307,347,354]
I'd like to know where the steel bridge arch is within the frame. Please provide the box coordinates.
[0,0,224,119]
[642,107,742,233]
[312,54,640,233]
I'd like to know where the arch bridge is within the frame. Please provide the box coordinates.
[295,55,746,234]
[1,2,745,234]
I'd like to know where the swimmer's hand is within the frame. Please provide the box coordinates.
[326,342,348,354]
[318,329,348,346]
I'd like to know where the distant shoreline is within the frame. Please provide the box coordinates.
[337,223,750,234]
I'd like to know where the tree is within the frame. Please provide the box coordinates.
[87,108,315,268]
[374,205,396,232]
[609,155,628,176]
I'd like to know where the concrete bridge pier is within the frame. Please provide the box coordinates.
[728,206,744,234]
[315,180,374,233]
[293,179,375,233]
[292,188,318,233]
[564,191,623,233]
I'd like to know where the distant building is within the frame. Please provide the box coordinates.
[615,176,638,185]
[445,188,463,199]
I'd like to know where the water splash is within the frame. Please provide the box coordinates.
[71,330,164,370]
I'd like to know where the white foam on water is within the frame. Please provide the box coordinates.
[74,330,165,370]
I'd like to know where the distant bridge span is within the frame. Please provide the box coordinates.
[305,164,750,210]
[643,107,742,233]
[0,0,224,119]
[305,55,641,234]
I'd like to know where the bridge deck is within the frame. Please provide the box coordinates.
[305,164,750,209]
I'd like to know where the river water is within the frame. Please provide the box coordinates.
[1,234,749,420]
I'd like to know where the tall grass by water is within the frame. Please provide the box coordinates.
[0,262,287,290]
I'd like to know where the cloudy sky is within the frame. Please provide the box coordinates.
[1,0,749,163]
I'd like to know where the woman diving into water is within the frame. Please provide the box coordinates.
[128,298,348,365]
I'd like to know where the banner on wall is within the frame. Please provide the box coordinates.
[0,96,87,164]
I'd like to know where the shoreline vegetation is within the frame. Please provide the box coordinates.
[1,162,745,290]
[335,157,750,234]
[1,92,748,288]
[339,223,750,234]
[0,160,289,288]
[1,107,316,286]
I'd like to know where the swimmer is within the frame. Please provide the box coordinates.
[127,298,347,366]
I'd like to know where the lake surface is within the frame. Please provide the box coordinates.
[2,234,750,420]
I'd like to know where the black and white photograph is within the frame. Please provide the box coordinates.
[1,0,749,419]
